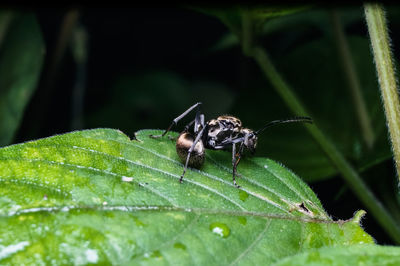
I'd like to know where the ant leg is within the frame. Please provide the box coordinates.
[150,102,202,138]
[232,143,236,166]
[166,109,203,140]
[164,119,195,141]
[232,142,245,188]
[194,109,205,134]
[180,127,205,183]
[183,119,195,132]
[231,143,240,188]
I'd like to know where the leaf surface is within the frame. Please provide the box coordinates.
[0,129,378,265]
[273,244,400,266]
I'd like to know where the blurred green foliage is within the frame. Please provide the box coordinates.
[0,12,44,146]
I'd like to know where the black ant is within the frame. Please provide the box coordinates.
[150,102,312,188]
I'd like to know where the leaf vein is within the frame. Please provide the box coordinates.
[229,219,272,266]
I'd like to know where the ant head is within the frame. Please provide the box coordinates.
[243,129,258,154]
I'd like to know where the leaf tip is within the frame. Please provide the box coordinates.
[351,210,367,224]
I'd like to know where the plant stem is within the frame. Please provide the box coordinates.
[70,25,88,130]
[364,3,400,183]
[250,46,400,244]
[242,10,253,57]
[0,11,13,50]
[26,9,80,139]
[330,9,375,149]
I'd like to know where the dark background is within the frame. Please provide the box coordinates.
[10,6,400,245]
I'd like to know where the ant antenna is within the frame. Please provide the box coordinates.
[255,116,312,135]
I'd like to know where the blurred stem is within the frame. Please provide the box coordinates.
[0,11,13,50]
[54,11,80,76]
[381,186,400,223]
[45,9,80,90]
[242,11,253,56]
[27,9,80,137]
[364,3,400,183]
[250,45,400,244]
[70,25,88,130]
[330,9,375,149]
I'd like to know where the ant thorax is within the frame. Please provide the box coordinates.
[206,116,249,150]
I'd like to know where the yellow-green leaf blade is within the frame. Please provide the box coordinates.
[0,129,376,265]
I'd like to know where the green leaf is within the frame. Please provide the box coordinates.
[0,129,376,264]
[193,7,243,35]
[274,244,400,265]
[247,5,311,21]
[211,9,362,51]
[195,5,309,38]
[0,12,45,146]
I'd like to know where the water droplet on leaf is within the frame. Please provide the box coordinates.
[239,190,249,202]
[238,217,247,225]
[151,250,162,259]
[209,222,230,238]
[173,242,186,250]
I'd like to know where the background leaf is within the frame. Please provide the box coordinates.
[211,9,362,51]
[0,129,382,264]
[0,12,45,146]
[195,5,308,38]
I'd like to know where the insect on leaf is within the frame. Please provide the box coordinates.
[0,129,393,265]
